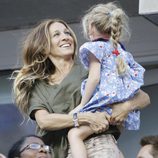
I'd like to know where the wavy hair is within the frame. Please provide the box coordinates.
[82,2,131,75]
[13,19,77,114]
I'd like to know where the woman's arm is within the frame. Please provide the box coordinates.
[110,89,150,124]
[35,109,109,133]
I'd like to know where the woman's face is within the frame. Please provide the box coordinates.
[49,22,75,59]
[19,137,52,158]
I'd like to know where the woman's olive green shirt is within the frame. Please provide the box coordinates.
[28,61,120,158]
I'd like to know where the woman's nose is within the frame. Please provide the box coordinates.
[61,33,69,40]
[38,146,47,153]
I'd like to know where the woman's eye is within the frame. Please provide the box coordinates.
[53,33,59,37]
[65,31,71,36]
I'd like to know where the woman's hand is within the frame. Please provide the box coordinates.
[109,102,131,126]
[78,112,110,134]
[110,89,150,126]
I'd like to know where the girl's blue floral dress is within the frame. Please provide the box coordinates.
[79,38,145,130]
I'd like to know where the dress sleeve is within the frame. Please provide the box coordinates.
[125,51,145,86]
[28,84,50,120]
[79,42,105,69]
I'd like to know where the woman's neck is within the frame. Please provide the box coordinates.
[49,57,74,85]
[49,55,74,72]
[56,59,74,74]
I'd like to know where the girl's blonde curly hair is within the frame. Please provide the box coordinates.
[82,2,131,75]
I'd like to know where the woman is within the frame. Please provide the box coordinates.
[8,135,52,158]
[13,19,150,158]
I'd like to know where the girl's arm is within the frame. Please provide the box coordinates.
[80,53,101,107]
[69,53,101,114]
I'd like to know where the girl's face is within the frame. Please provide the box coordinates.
[49,22,75,59]
[19,137,52,158]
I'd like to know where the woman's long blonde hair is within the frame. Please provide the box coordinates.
[13,19,77,114]
[82,2,131,75]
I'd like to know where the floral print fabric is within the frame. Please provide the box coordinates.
[79,40,145,130]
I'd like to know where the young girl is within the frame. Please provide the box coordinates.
[68,2,145,158]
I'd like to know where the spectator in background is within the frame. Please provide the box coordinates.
[8,135,52,158]
[137,135,158,158]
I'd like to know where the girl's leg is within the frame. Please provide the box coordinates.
[68,125,94,158]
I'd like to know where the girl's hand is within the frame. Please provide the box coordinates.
[69,104,83,115]
[110,102,131,125]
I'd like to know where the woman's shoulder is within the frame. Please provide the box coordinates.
[30,80,50,98]
[33,80,47,89]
